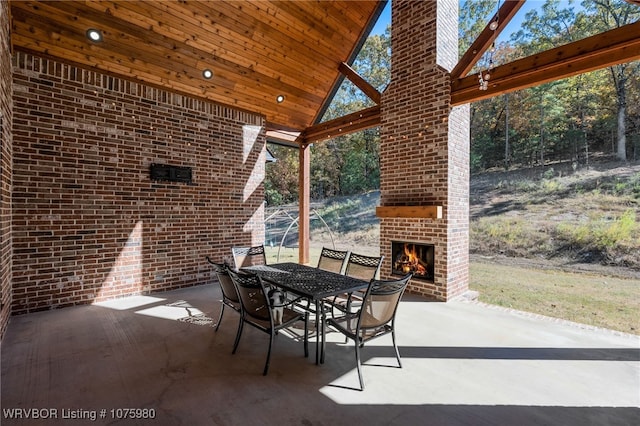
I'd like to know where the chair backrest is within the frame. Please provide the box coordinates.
[227,270,270,322]
[208,259,239,303]
[232,245,267,269]
[344,252,384,281]
[359,273,413,329]
[317,247,349,274]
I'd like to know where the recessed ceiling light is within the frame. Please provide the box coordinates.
[86,29,103,43]
[202,69,213,79]
[276,95,285,103]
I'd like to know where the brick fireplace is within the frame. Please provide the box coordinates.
[378,0,470,301]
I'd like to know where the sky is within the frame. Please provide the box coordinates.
[370,0,583,43]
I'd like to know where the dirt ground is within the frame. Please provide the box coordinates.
[267,158,640,280]
[469,159,640,274]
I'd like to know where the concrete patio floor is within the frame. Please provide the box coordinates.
[1,283,639,425]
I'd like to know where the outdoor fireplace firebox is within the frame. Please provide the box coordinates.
[391,241,435,282]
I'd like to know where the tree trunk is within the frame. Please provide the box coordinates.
[582,110,589,169]
[504,93,510,170]
[616,84,627,161]
[608,62,628,162]
[539,98,545,166]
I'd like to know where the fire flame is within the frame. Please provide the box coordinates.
[402,244,427,275]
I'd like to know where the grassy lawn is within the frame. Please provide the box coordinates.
[265,245,379,266]
[266,246,640,335]
[470,261,640,335]
[264,246,323,265]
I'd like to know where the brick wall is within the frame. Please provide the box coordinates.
[11,52,266,314]
[379,0,469,300]
[0,0,13,337]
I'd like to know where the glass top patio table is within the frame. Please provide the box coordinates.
[242,262,369,364]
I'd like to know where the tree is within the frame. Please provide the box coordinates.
[458,0,496,57]
[580,0,640,161]
[512,0,638,163]
[311,32,389,199]
[265,145,298,205]
[265,30,390,205]
[460,0,640,171]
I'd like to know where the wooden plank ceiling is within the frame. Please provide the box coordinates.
[9,0,383,134]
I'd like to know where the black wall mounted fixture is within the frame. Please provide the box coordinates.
[150,163,193,184]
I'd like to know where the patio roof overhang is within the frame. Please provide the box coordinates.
[9,1,639,144]
[8,0,386,136]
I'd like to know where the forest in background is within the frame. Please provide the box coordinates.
[265,0,639,206]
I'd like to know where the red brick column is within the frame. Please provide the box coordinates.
[0,1,13,337]
[379,0,470,300]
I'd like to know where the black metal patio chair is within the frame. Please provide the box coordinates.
[205,257,241,333]
[317,247,349,274]
[306,247,351,325]
[344,252,383,281]
[227,269,309,376]
[329,252,384,316]
[326,272,413,390]
[231,244,267,269]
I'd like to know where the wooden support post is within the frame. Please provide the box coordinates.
[298,143,310,264]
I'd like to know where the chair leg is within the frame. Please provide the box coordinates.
[232,319,244,354]
[215,303,225,332]
[263,330,274,376]
[330,296,338,320]
[342,297,350,344]
[354,339,364,391]
[304,312,309,358]
[392,329,402,368]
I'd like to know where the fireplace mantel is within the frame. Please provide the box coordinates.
[376,205,443,219]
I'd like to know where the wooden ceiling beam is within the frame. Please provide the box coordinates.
[338,62,382,104]
[451,0,526,80]
[265,129,302,147]
[301,105,380,144]
[451,22,640,106]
